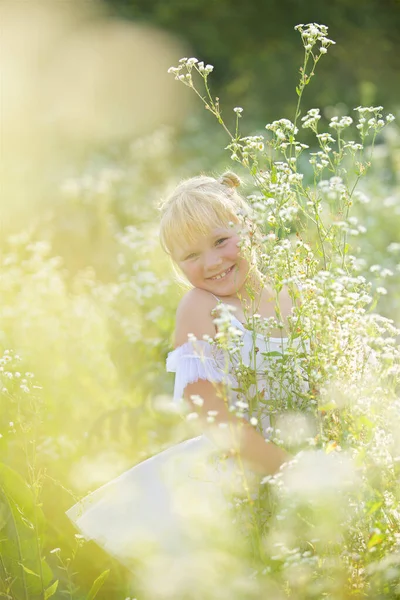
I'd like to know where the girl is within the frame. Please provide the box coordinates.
[66,171,304,577]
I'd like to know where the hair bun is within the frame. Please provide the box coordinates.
[218,171,241,189]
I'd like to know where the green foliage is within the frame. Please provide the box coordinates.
[86,569,110,600]
[43,579,58,600]
[0,14,399,600]
[167,22,400,598]
[0,463,53,599]
[105,0,400,128]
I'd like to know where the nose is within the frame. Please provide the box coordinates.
[204,249,222,273]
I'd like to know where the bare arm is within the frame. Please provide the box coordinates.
[184,378,289,476]
[173,289,289,476]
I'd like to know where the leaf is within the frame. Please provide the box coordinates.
[40,557,54,588]
[0,463,45,532]
[0,464,52,597]
[295,86,300,96]
[44,580,58,600]
[367,501,383,516]
[87,569,110,600]
[261,351,283,357]
[19,563,39,578]
[357,415,374,429]
[0,504,9,531]
[368,532,385,549]
[318,401,337,412]
[325,441,338,454]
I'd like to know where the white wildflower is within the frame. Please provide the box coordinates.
[186,412,199,421]
[190,395,204,407]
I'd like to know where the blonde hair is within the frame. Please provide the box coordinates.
[159,171,249,257]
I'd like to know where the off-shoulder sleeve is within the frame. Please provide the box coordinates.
[166,340,234,404]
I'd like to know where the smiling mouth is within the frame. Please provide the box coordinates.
[208,265,235,281]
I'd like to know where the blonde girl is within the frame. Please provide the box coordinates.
[66,171,300,578]
[160,171,294,474]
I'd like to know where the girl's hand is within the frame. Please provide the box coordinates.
[184,378,289,477]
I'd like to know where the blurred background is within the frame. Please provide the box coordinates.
[1,0,400,597]
[109,0,400,123]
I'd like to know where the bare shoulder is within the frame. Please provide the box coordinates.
[174,288,217,348]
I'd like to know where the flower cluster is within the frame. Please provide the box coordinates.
[167,57,214,88]
[294,22,336,54]
[354,106,395,141]
[329,115,353,131]
[301,108,321,130]
[265,119,298,145]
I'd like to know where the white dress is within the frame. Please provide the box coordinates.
[65,307,306,569]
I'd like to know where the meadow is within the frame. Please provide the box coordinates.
[1,13,400,600]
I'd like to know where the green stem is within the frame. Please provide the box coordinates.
[0,488,29,600]
[341,174,362,269]
[290,52,310,161]
[22,396,45,599]
[293,53,310,129]
[202,76,235,140]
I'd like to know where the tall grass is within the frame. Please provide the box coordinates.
[1,21,399,600]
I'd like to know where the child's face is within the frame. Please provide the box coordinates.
[172,226,250,297]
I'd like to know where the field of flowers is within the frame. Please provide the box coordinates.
[1,15,400,600]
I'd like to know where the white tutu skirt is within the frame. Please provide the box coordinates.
[66,435,257,568]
